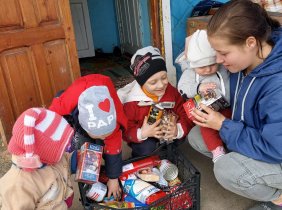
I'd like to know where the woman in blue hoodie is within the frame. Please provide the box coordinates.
[189,1,282,210]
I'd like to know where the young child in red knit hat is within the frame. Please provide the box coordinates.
[0,108,75,209]
[49,74,127,200]
[118,46,194,157]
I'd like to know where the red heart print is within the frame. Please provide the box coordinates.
[98,98,110,112]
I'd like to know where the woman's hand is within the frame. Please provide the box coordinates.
[107,178,122,200]
[191,104,225,130]
[141,116,163,139]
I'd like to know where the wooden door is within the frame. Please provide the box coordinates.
[0,0,81,144]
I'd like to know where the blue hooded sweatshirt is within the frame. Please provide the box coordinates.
[219,27,282,163]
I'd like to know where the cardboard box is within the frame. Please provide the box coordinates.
[75,142,103,184]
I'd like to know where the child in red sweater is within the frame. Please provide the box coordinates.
[118,46,194,157]
[49,74,127,199]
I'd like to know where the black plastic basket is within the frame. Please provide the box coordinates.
[78,145,200,210]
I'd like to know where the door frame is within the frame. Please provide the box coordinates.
[150,0,176,85]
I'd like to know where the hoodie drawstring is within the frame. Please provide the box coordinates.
[232,72,256,121]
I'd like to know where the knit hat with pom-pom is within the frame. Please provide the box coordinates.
[8,107,74,170]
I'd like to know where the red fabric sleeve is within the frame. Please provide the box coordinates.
[170,85,195,137]
[122,102,145,143]
[103,124,122,154]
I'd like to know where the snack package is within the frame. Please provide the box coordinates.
[152,168,168,187]
[167,186,193,209]
[147,104,163,125]
[75,142,103,184]
[120,156,161,180]
[136,167,160,182]
[124,195,148,207]
[168,177,182,187]
[183,89,229,120]
[122,178,166,205]
[101,201,135,208]
[160,110,178,143]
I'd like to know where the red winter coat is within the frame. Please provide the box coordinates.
[118,80,194,143]
[49,74,127,178]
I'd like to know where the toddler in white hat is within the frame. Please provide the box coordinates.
[176,29,230,163]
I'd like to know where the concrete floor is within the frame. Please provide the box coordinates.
[0,138,256,210]
[70,140,257,210]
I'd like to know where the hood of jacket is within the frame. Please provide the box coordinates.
[250,27,282,77]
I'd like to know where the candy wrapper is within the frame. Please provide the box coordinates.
[160,110,178,144]
[122,178,166,205]
[147,104,163,125]
[165,185,193,209]
[120,156,161,180]
[100,201,135,208]
[75,142,103,184]
[183,88,229,120]
[136,167,160,182]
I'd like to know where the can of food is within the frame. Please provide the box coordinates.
[147,104,163,125]
[86,182,107,202]
[159,159,178,181]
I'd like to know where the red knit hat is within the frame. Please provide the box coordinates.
[8,108,74,170]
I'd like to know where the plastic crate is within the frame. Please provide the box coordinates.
[78,145,200,210]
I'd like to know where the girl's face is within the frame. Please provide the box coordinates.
[208,36,258,73]
[143,71,168,97]
[195,64,218,76]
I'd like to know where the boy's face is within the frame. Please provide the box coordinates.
[195,64,218,76]
[143,71,168,97]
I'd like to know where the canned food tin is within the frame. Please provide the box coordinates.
[159,159,178,181]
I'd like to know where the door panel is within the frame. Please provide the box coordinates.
[44,40,74,94]
[0,0,80,143]
[1,48,42,114]
[70,0,95,58]
[115,0,142,54]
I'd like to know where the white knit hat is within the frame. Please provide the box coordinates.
[78,86,117,136]
[187,30,216,68]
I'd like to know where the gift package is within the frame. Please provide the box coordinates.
[75,142,103,184]
[80,152,197,209]
[183,88,229,120]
